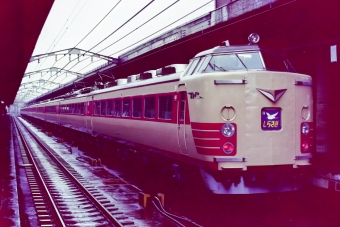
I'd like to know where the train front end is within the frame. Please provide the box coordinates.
[182,40,313,194]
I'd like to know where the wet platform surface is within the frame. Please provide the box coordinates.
[0,116,19,227]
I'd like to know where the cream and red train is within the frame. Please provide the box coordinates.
[21,40,314,194]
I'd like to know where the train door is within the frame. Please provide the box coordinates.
[177,84,188,154]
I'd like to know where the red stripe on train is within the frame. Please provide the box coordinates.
[196,147,227,156]
[192,122,237,156]
[194,138,220,147]
[192,130,220,138]
[191,122,223,130]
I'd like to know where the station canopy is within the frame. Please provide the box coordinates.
[15,48,117,103]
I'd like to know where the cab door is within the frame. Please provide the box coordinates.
[177,84,188,154]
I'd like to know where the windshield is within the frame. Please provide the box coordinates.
[261,51,296,72]
[203,52,264,73]
[184,50,296,76]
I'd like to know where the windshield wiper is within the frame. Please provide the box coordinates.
[235,54,248,70]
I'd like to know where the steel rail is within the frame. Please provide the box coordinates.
[15,116,124,227]
[13,117,67,227]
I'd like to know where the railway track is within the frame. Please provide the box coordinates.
[13,116,135,227]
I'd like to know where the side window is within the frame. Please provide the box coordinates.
[87,102,91,115]
[122,99,130,117]
[184,58,199,76]
[76,103,80,114]
[107,100,112,116]
[132,98,142,118]
[113,100,121,117]
[94,101,100,115]
[80,103,85,115]
[144,97,155,119]
[101,100,106,116]
[159,95,173,120]
[192,57,205,74]
[195,55,211,73]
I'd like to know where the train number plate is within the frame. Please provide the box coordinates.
[261,108,281,131]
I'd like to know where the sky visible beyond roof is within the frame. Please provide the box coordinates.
[17,0,214,102]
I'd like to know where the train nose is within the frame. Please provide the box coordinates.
[243,72,299,166]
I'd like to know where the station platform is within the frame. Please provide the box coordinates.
[0,115,19,226]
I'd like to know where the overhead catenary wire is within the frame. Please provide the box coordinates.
[53,0,155,80]
[46,0,124,83]
[97,0,181,53]
[65,0,213,73]
[88,0,155,52]
[108,0,213,56]
[36,0,89,70]
[74,0,123,48]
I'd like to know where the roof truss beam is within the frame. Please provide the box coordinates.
[29,48,118,64]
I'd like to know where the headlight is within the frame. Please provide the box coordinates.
[223,142,234,154]
[301,122,310,135]
[221,123,235,137]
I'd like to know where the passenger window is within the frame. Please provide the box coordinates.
[132,98,142,118]
[77,104,80,114]
[94,101,100,115]
[122,99,130,117]
[144,97,155,119]
[87,102,90,115]
[80,103,85,115]
[159,95,173,120]
[113,100,121,117]
[101,101,106,116]
[106,100,112,116]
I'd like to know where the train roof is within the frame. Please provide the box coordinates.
[195,44,262,58]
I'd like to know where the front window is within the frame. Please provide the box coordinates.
[261,51,296,72]
[196,52,264,73]
[204,54,246,72]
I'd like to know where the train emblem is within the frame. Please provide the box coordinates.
[261,108,282,130]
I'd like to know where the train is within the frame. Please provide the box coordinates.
[21,34,314,194]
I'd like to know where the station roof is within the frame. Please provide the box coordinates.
[0,0,54,106]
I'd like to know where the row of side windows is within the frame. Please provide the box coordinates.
[60,103,85,114]
[94,95,173,120]
[45,106,57,113]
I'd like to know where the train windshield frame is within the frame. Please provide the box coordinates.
[184,50,296,76]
